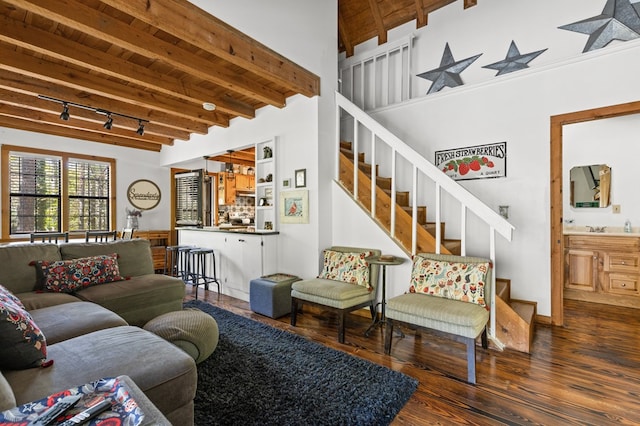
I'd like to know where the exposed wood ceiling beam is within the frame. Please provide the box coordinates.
[5,0,288,107]
[0,103,173,145]
[0,45,229,128]
[0,14,256,120]
[367,0,388,46]
[100,0,320,98]
[0,69,206,137]
[414,0,427,28]
[338,10,354,57]
[0,115,163,151]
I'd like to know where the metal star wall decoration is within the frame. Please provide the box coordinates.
[559,0,640,52]
[482,41,548,76]
[416,43,482,94]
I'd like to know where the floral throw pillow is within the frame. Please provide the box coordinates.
[35,253,124,293]
[0,285,48,370]
[409,255,490,308]
[318,250,373,290]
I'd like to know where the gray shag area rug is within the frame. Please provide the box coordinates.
[184,300,418,426]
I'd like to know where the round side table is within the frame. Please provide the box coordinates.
[365,254,406,337]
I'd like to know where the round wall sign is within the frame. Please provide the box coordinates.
[127,179,161,210]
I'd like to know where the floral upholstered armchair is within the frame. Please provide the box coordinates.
[290,246,381,343]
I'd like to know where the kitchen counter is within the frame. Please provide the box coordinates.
[179,226,279,235]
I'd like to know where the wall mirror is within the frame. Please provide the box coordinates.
[569,164,611,208]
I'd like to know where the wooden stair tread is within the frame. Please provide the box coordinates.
[340,147,365,162]
[496,278,510,302]
[510,301,536,324]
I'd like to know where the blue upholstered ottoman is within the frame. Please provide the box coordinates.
[250,274,301,318]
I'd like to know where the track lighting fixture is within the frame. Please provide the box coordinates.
[103,113,113,130]
[38,95,148,137]
[60,103,70,121]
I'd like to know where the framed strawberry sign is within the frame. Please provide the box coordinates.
[435,141,506,181]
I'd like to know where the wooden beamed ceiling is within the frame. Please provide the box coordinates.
[0,0,477,152]
[0,0,320,152]
[338,0,477,57]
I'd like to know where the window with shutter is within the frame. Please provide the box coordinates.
[2,146,116,237]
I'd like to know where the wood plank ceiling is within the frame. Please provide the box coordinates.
[0,0,320,152]
[339,0,477,57]
[0,0,475,152]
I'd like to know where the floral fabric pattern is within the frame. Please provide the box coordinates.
[35,253,124,293]
[0,284,25,309]
[409,255,490,308]
[0,377,146,425]
[318,250,373,290]
[0,285,47,369]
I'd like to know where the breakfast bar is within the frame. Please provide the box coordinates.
[178,227,279,302]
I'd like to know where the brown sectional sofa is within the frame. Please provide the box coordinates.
[0,239,197,425]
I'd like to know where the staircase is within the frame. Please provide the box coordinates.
[496,279,537,353]
[339,140,537,353]
[339,141,461,255]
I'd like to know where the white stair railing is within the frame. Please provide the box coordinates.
[339,34,414,111]
[335,91,515,341]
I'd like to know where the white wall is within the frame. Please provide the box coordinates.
[563,115,640,229]
[0,127,172,232]
[163,0,338,277]
[336,0,640,316]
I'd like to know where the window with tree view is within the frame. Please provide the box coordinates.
[5,147,115,237]
[9,154,61,234]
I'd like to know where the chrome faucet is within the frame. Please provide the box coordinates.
[587,225,606,233]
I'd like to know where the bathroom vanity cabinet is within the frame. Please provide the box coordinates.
[564,234,640,307]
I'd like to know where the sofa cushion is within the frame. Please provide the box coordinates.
[0,286,47,370]
[60,239,154,277]
[318,249,373,290]
[0,244,62,294]
[73,274,185,327]
[29,301,128,345]
[3,326,197,420]
[16,292,81,311]
[409,254,490,308]
[34,253,124,293]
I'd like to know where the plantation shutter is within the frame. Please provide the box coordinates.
[9,153,62,234]
[68,159,111,231]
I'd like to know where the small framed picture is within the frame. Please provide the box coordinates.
[295,169,306,188]
[283,178,291,188]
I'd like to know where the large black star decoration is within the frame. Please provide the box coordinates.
[559,0,640,52]
[482,41,548,76]
[416,43,482,94]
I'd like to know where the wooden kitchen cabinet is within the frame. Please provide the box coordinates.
[235,174,255,191]
[218,174,236,205]
[564,235,640,307]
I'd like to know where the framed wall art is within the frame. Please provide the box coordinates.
[280,189,309,224]
[295,169,306,188]
[127,179,161,210]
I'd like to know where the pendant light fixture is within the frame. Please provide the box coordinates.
[203,156,211,182]
[225,150,235,179]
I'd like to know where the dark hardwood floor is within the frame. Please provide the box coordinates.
[185,288,640,425]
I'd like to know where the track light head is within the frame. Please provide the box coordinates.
[136,120,145,136]
[59,103,70,121]
[103,114,113,130]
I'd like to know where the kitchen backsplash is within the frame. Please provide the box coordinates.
[219,196,255,222]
